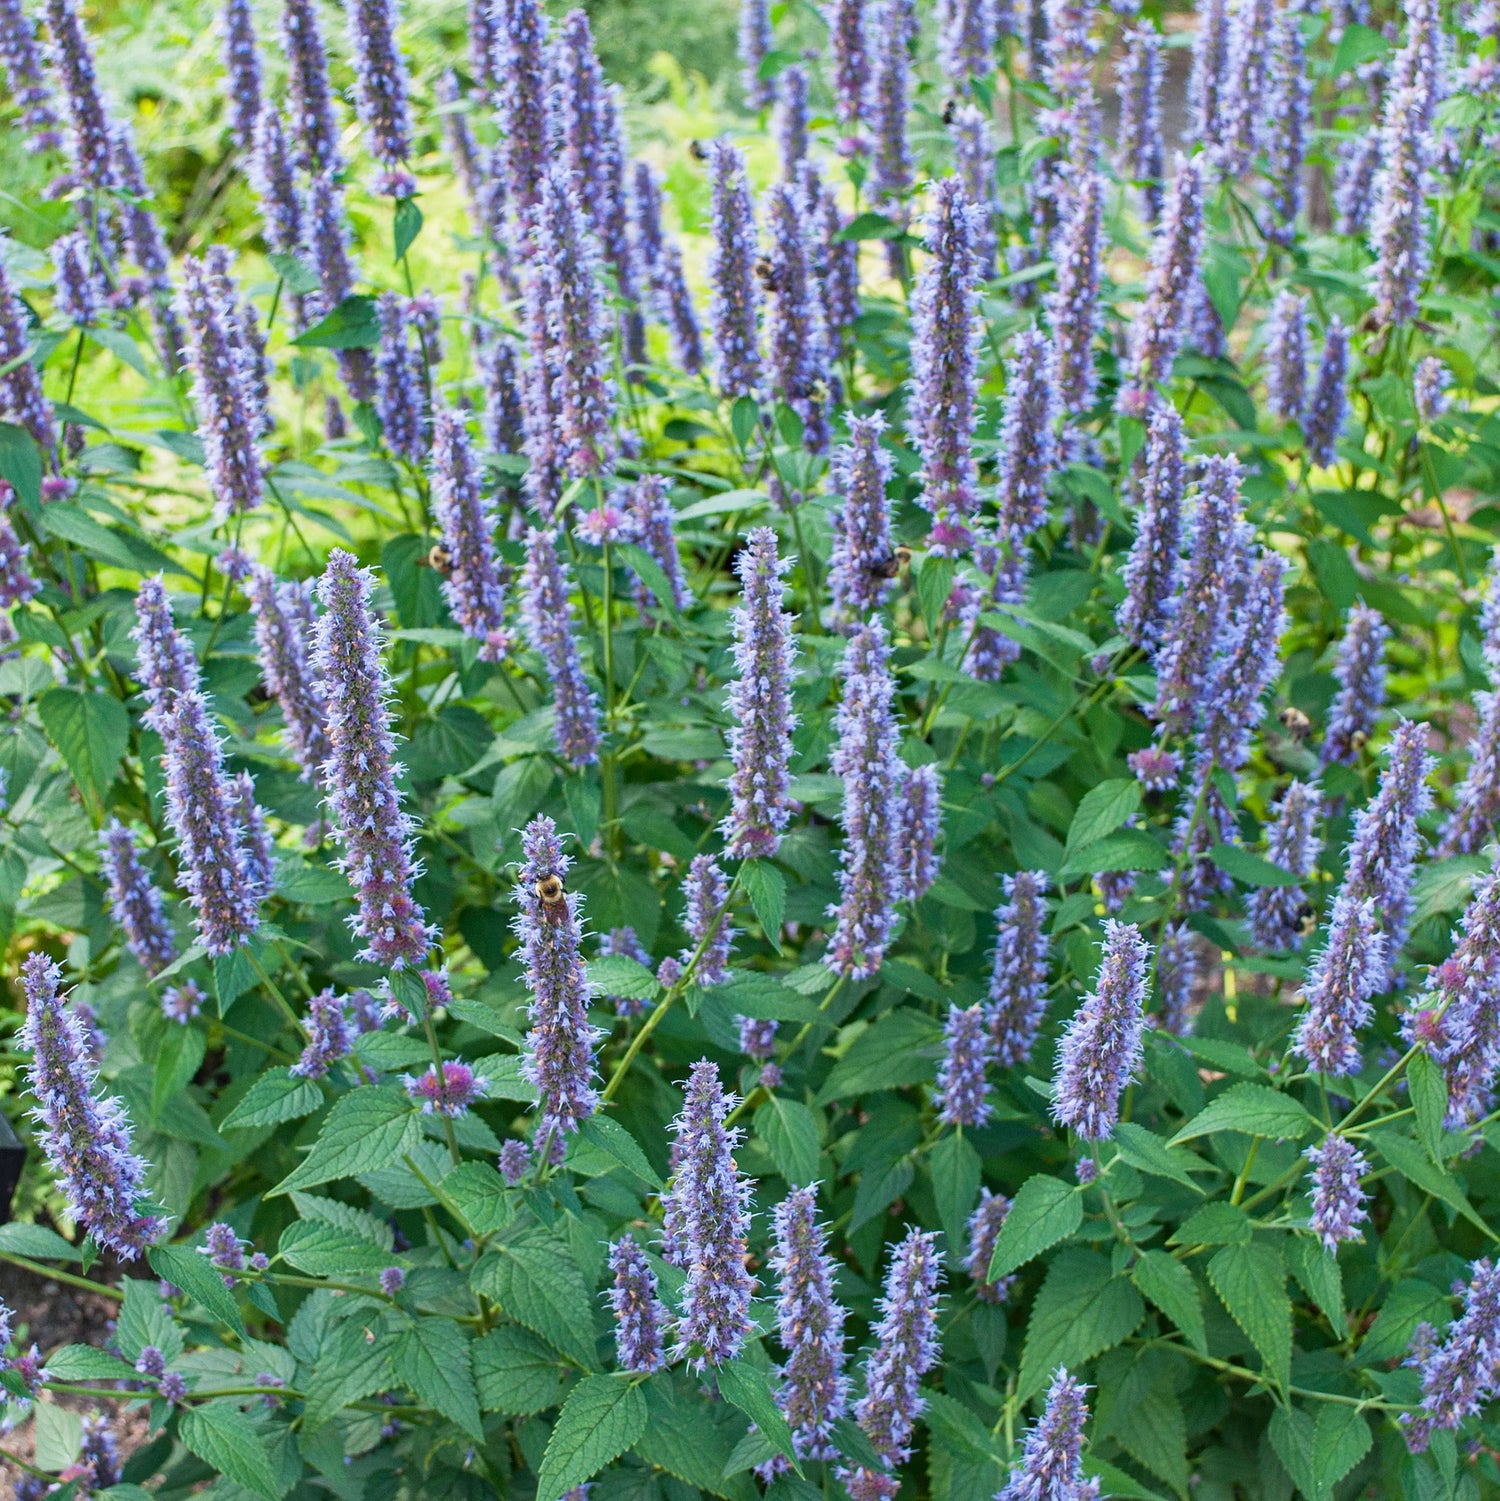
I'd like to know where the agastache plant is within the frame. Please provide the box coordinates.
[42,0,117,187]
[1116,24,1163,216]
[1305,1135,1372,1253]
[680,855,733,985]
[997,1368,1098,1500]
[496,0,550,226]
[281,0,342,172]
[1263,290,1308,426]
[1403,1259,1500,1453]
[739,0,773,108]
[1046,169,1103,416]
[936,1003,994,1126]
[765,177,831,451]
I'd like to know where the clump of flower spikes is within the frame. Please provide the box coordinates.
[19,954,166,1259]
[1403,1259,1500,1452]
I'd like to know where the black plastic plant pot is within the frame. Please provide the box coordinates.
[0,1112,25,1224]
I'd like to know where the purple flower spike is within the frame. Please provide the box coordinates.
[1052,920,1150,1140]
[1155,922,1199,1037]
[431,406,510,661]
[20,954,166,1259]
[499,1137,531,1185]
[495,0,550,228]
[99,821,176,977]
[936,1004,994,1127]
[313,550,433,969]
[765,178,831,451]
[516,815,601,1146]
[827,0,870,125]
[910,178,983,544]
[768,1186,848,1462]
[706,139,763,401]
[281,0,342,173]
[1415,357,1452,425]
[666,1060,757,1369]
[1186,0,1231,155]
[625,475,690,612]
[1199,550,1287,772]
[345,0,415,196]
[249,107,304,262]
[520,526,602,767]
[948,104,996,280]
[404,1060,487,1117]
[829,414,897,621]
[162,981,205,1024]
[608,1238,668,1373]
[739,0,773,107]
[292,990,355,1079]
[776,63,809,177]
[42,0,117,188]
[681,855,734,985]
[1046,170,1103,417]
[1118,403,1186,650]
[1442,690,1500,859]
[246,566,332,784]
[899,764,942,902]
[1248,781,1322,952]
[1305,319,1349,468]
[1369,85,1430,329]
[1323,605,1389,765]
[1266,4,1309,247]
[374,294,427,462]
[996,330,1059,542]
[133,579,264,956]
[0,0,62,150]
[217,0,262,148]
[1305,1135,1371,1252]
[966,1190,1015,1304]
[1116,25,1163,216]
[1403,1259,1500,1452]
[1264,290,1308,427]
[50,231,104,327]
[986,872,1052,1066]
[937,0,995,91]
[0,257,57,460]
[869,0,915,215]
[846,1226,942,1491]
[829,622,904,980]
[724,528,798,859]
[997,1367,1097,1501]
[1219,0,1274,175]
[739,1016,777,1060]
[1119,153,1205,413]
[1294,893,1386,1078]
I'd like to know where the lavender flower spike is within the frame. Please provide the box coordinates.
[608,1238,668,1373]
[1441,689,1500,859]
[1117,402,1186,650]
[996,329,1059,542]
[133,579,263,955]
[626,474,690,612]
[1046,169,1103,418]
[768,1187,849,1464]
[20,953,167,1259]
[681,855,734,985]
[1116,25,1163,215]
[1264,290,1308,427]
[997,1368,1098,1501]
[869,0,914,217]
[292,990,355,1079]
[667,1060,757,1368]
[909,178,983,548]
[899,763,942,902]
[966,1190,1015,1304]
[495,0,550,228]
[520,526,602,767]
[706,139,763,401]
[1305,1135,1371,1252]
[0,257,56,460]
[345,0,416,196]
[937,0,995,92]
[766,178,831,452]
[846,1227,942,1494]
[42,0,117,188]
[827,0,870,125]
[829,622,905,979]
[516,815,602,1147]
[281,0,342,172]
[217,0,262,148]
[1305,318,1350,469]
[739,0,773,108]
[1248,780,1322,952]
[1369,84,1430,329]
[246,566,332,783]
[936,1004,995,1127]
[99,821,176,977]
[1323,605,1389,765]
[1403,1259,1500,1452]
[987,872,1052,1065]
[776,63,809,177]
[724,528,798,859]
[829,414,898,621]
[431,406,510,661]
[0,0,62,151]
[1052,920,1150,1140]
[313,550,433,968]
[1293,893,1385,1077]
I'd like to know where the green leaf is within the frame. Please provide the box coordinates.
[293,294,381,349]
[918,555,955,635]
[1057,827,1168,879]
[717,1361,799,1469]
[635,1379,758,1501]
[1367,1127,1495,1235]
[1112,1122,1210,1192]
[1207,1242,1291,1389]
[538,1374,649,1501]
[741,859,787,953]
[1331,21,1389,74]
[41,1344,137,1381]
[1170,1082,1316,1145]
[474,1325,575,1414]
[616,541,682,617]
[1131,1250,1207,1353]
[986,1174,1083,1281]
[814,1009,942,1104]
[269,1085,421,1195]
[37,688,129,810]
[152,1024,205,1124]
[0,421,42,506]
[393,197,424,263]
[1018,1250,1144,1400]
[474,1232,598,1367]
[1313,1404,1372,1496]
[221,1068,324,1132]
[755,1096,821,1185]
[149,1243,245,1338]
[41,500,179,574]
[676,487,768,521]
[440,1160,513,1235]
[302,1321,394,1434]
[1168,1201,1251,1246]
[1287,1236,1345,1334]
[290,1192,394,1250]
[730,397,759,450]
[1209,843,1301,888]
[392,1317,483,1441]
[575,1114,663,1188]
[1065,778,1142,856]
[929,1131,981,1258]
[1408,1051,1448,1163]
[178,1402,285,1499]
[278,1221,390,1276]
[587,953,660,1001]
[0,1222,81,1261]
[266,252,321,295]
[833,210,905,241]
[213,947,257,1015]
[33,1401,82,1471]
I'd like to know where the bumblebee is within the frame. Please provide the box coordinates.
[1278,706,1312,741]
[536,873,569,922]
[427,543,454,576]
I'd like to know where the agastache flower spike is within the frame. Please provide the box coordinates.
[281,0,342,172]
[1264,290,1308,427]
[313,550,433,968]
[1220,0,1274,174]
[1305,1135,1371,1252]
[0,0,62,150]
[1116,25,1163,217]
[20,953,167,1259]
[1305,318,1350,468]
[1323,605,1389,765]
[292,990,355,1079]
[430,407,510,661]
[404,1060,486,1117]
[516,815,602,1147]
[50,232,103,327]
[0,257,57,459]
[966,1190,1015,1304]
[1118,403,1186,649]
[739,0,773,108]
[987,871,1052,1065]
[374,293,427,462]
[1052,920,1150,1140]
[937,0,995,91]
[869,0,914,215]
[765,177,831,452]
[768,1186,849,1462]
[776,63,809,176]
[1248,780,1322,951]
[1441,691,1500,858]
[1156,922,1199,1036]
[1046,169,1103,416]
[625,474,690,612]
[217,0,262,148]
[909,178,983,546]
[724,528,797,859]
[1415,356,1451,425]
[133,579,263,955]
[496,0,550,228]
[1266,3,1309,247]
[1402,1258,1500,1452]
[0,484,40,608]
[666,1060,757,1368]
[899,764,942,902]
[936,1004,994,1127]
[1294,893,1385,1077]
[1334,131,1380,237]
[681,855,733,985]
[1199,551,1288,772]
[706,139,763,400]
[249,107,304,262]
[246,566,331,783]
[827,0,870,125]
[344,0,415,196]
[99,821,176,976]
[1369,84,1430,328]
[1186,0,1231,155]
[1119,153,1205,413]
[828,622,904,979]
[996,330,1059,542]
[845,1227,942,1492]
[829,414,897,620]
[608,1238,668,1373]
[997,1368,1098,1501]
[519,526,602,767]
[42,0,117,187]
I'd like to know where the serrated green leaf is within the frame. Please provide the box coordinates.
[37,688,129,810]
[537,1375,649,1501]
[741,859,787,952]
[269,1085,420,1195]
[929,1131,981,1260]
[474,1232,598,1367]
[1132,1249,1207,1353]
[1207,1241,1291,1389]
[475,1325,576,1414]
[392,1317,483,1440]
[1113,1121,1210,1192]
[1018,1250,1144,1400]
[587,953,661,1001]
[221,1068,323,1132]
[814,1009,942,1104]
[635,1378,758,1501]
[1065,778,1142,855]
[40,1344,137,1381]
[178,1403,284,1499]
[301,1320,393,1434]
[278,1220,390,1276]
[1168,1201,1252,1246]
[1209,842,1301,887]
[987,1174,1083,1281]
[293,294,381,349]
[1170,1082,1315,1145]
[716,1361,798,1469]
[0,1222,82,1261]
[1287,1236,1345,1334]
[441,1160,514,1235]
[755,1096,820,1185]
[576,1114,663,1188]
[0,421,42,506]
[149,1243,245,1338]
[1408,1051,1448,1163]
[1367,1128,1495,1235]
[393,196,424,263]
